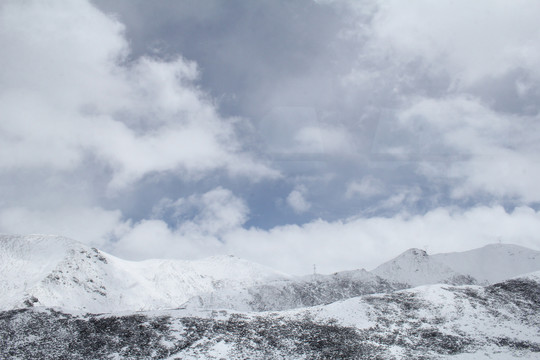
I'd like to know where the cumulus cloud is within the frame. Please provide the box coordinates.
[109,202,540,275]
[346,176,384,198]
[223,205,540,274]
[153,187,249,235]
[2,0,540,276]
[0,0,277,189]
[380,96,540,202]
[4,190,539,276]
[260,106,356,157]
[286,185,311,214]
[0,206,129,249]
[369,0,540,86]
[113,187,248,259]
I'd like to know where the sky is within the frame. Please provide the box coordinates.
[1,0,540,274]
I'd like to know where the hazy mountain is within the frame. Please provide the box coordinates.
[371,244,540,288]
[372,248,477,287]
[432,243,540,284]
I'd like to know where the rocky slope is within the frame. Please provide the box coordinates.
[183,269,408,312]
[2,234,540,359]
[2,273,539,359]
[0,235,409,314]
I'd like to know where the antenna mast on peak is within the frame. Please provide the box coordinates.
[313,264,317,276]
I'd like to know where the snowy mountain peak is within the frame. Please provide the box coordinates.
[432,243,540,284]
[372,247,475,287]
[401,248,428,257]
[0,234,288,313]
[373,243,540,287]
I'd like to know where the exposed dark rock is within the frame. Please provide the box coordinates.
[2,277,539,359]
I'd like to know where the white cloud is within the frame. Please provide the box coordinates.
[369,0,540,86]
[0,0,277,188]
[111,191,540,275]
[176,187,249,236]
[259,106,356,157]
[286,186,311,213]
[0,206,129,249]
[3,0,540,279]
[0,187,247,261]
[5,196,539,277]
[109,219,226,261]
[112,187,248,259]
[393,96,540,202]
[222,205,540,274]
[346,176,384,198]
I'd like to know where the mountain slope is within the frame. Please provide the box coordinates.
[2,234,540,358]
[183,269,408,311]
[2,272,539,359]
[3,234,540,316]
[372,248,476,287]
[0,234,289,313]
[432,243,540,284]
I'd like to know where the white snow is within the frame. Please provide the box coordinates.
[3,234,540,317]
[2,234,540,359]
[512,269,540,282]
[373,244,540,287]
[432,244,540,284]
[372,248,467,286]
[0,234,289,313]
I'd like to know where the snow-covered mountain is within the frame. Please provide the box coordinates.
[432,243,540,284]
[2,234,540,358]
[372,248,476,287]
[3,272,539,359]
[1,234,407,314]
[372,244,540,287]
[0,234,289,313]
[183,269,408,312]
[3,235,540,315]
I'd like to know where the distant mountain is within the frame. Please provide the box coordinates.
[372,248,476,287]
[0,234,288,313]
[183,269,408,312]
[371,244,540,288]
[432,243,540,284]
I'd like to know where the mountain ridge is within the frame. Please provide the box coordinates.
[2,234,540,314]
[2,234,540,358]
[0,234,289,313]
[431,243,540,284]
[2,272,539,359]
[371,247,477,287]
